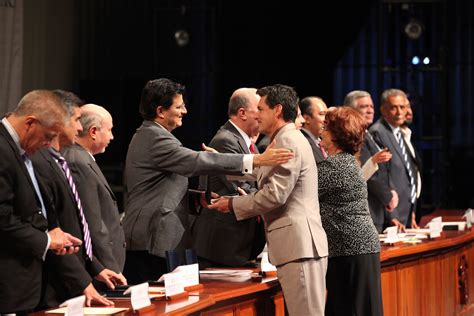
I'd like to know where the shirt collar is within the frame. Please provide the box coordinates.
[228,120,251,149]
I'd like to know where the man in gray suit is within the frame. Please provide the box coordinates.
[299,96,328,163]
[344,90,395,232]
[209,84,329,315]
[62,104,127,286]
[370,89,420,231]
[192,88,265,268]
[123,78,294,284]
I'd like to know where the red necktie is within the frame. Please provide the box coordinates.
[249,143,256,154]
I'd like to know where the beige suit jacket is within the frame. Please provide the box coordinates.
[232,123,328,266]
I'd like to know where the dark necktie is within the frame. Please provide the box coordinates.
[396,130,416,204]
[49,150,93,261]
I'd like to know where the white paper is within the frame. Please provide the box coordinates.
[123,282,151,310]
[58,295,84,316]
[164,271,186,297]
[260,252,277,272]
[174,263,200,287]
[383,226,400,243]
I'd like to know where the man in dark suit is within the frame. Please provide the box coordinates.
[0,90,81,314]
[370,89,420,230]
[32,91,119,308]
[123,78,294,284]
[192,88,265,267]
[299,96,328,163]
[63,104,126,282]
[209,85,328,315]
[343,90,395,232]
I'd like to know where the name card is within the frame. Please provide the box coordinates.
[164,271,186,297]
[261,252,277,272]
[59,295,85,316]
[124,282,151,310]
[174,263,199,287]
[464,209,473,228]
[428,216,442,238]
[384,226,400,243]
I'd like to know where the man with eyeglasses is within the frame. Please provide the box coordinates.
[123,78,294,284]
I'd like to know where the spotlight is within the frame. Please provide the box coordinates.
[174,30,190,47]
[404,18,424,40]
[411,56,420,65]
[423,57,430,65]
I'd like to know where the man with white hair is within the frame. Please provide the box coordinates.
[63,104,127,284]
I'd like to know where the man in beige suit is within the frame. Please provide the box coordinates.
[209,84,328,315]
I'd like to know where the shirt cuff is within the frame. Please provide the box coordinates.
[242,154,253,174]
[43,231,51,261]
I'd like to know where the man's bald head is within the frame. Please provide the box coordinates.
[227,88,260,138]
[77,103,114,155]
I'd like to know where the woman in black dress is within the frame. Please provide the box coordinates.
[319,106,383,316]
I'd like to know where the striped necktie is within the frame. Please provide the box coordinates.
[396,130,417,204]
[49,150,93,261]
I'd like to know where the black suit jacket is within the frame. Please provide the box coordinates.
[192,121,265,266]
[0,123,51,313]
[63,144,126,273]
[360,131,393,232]
[32,149,98,307]
[370,119,420,227]
[300,129,325,163]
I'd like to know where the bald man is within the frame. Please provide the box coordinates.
[62,104,127,286]
[192,88,266,267]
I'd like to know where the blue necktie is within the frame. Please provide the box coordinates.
[23,154,47,219]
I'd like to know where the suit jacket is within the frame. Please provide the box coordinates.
[123,120,247,258]
[63,144,126,273]
[300,128,325,163]
[232,123,328,266]
[370,118,420,227]
[0,123,50,312]
[360,132,392,232]
[192,121,265,266]
[32,149,97,307]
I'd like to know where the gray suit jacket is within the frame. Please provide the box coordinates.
[123,120,246,258]
[192,121,265,266]
[232,123,328,266]
[63,144,126,273]
[370,118,419,227]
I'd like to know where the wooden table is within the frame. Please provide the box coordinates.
[380,209,474,316]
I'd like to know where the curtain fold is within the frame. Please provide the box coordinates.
[0,0,23,113]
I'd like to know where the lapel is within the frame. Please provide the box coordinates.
[43,149,77,203]
[89,158,116,200]
[301,129,323,160]
[222,121,250,154]
[382,119,405,162]
[0,124,39,196]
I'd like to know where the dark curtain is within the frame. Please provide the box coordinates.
[333,0,474,210]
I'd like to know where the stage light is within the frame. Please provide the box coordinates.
[411,56,420,65]
[404,18,424,40]
[423,57,430,65]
